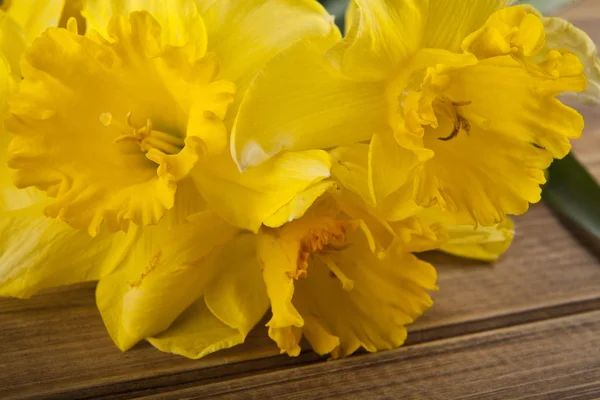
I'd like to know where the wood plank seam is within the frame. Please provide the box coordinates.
[150,310,600,399]
[33,297,600,400]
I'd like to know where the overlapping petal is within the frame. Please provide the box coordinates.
[232,34,387,169]
[192,150,333,232]
[441,217,515,261]
[0,203,134,298]
[330,0,427,81]
[3,0,64,44]
[96,211,239,351]
[424,0,513,51]
[295,247,436,357]
[0,10,26,78]
[542,16,600,104]
[148,299,248,359]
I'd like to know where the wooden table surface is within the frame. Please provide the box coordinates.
[2,2,600,399]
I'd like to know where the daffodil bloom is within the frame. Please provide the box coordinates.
[7,1,334,236]
[255,193,438,358]
[233,1,598,227]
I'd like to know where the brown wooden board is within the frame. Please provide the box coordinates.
[147,311,600,400]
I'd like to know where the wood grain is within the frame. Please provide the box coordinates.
[2,1,600,398]
[155,311,600,400]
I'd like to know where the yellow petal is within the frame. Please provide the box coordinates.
[83,0,207,57]
[232,34,387,169]
[200,0,334,104]
[424,0,511,51]
[0,11,26,79]
[0,204,134,298]
[96,211,239,351]
[368,131,423,221]
[192,150,332,233]
[418,122,553,226]
[389,213,447,254]
[542,16,600,105]
[256,229,304,337]
[329,0,427,81]
[0,54,45,211]
[204,234,269,338]
[263,181,336,229]
[336,0,510,80]
[257,214,354,355]
[8,12,232,235]
[330,144,374,207]
[294,234,437,357]
[442,217,515,262]
[462,6,546,60]
[4,0,64,44]
[449,56,585,159]
[148,299,245,359]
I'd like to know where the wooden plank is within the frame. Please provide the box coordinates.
[149,311,600,400]
[2,204,599,399]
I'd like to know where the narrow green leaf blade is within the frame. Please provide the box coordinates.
[543,153,600,249]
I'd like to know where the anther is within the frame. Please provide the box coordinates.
[438,101,472,141]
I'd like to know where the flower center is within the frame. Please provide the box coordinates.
[290,218,356,291]
[433,98,472,141]
[100,112,185,156]
[0,0,10,11]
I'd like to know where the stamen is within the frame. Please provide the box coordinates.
[317,255,354,291]
[438,100,472,141]
[100,112,185,155]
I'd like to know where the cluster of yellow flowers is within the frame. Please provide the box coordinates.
[1,0,598,359]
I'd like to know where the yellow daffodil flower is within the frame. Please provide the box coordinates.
[7,1,335,236]
[255,193,438,358]
[233,1,596,228]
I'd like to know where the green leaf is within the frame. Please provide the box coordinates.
[542,153,600,248]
